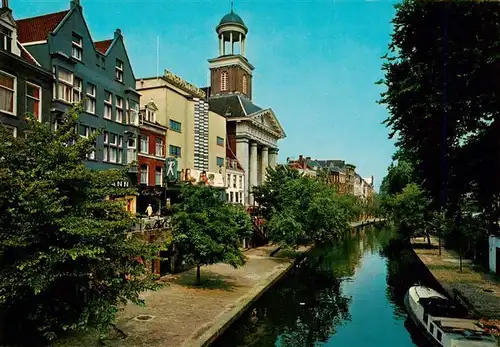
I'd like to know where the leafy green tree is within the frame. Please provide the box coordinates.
[0,106,160,346]
[254,166,355,249]
[389,183,431,243]
[171,184,253,285]
[379,159,414,197]
[379,0,500,215]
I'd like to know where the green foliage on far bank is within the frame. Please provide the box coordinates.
[253,166,369,250]
[171,184,253,285]
[0,105,161,346]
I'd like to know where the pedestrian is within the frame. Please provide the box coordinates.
[146,204,153,218]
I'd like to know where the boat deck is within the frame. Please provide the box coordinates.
[434,317,488,334]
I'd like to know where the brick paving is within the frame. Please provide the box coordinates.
[412,237,500,320]
[55,245,308,347]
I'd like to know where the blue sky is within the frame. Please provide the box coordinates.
[14,0,397,190]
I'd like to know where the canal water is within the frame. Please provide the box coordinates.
[211,226,435,347]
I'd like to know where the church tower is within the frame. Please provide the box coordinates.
[208,6,254,100]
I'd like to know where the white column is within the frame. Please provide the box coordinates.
[219,34,223,56]
[249,141,258,205]
[242,38,245,56]
[236,138,250,205]
[230,32,234,55]
[261,147,269,183]
[239,33,242,54]
[269,148,278,168]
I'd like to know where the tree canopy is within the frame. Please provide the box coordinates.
[253,166,360,249]
[0,106,160,345]
[378,0,500,220]
[171,184,253,284]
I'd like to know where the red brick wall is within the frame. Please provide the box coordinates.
[138,128,166,187]
[210,65,252,99]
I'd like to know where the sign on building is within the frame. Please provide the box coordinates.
[165,157,178,183]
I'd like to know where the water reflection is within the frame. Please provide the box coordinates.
[211,227,429,347]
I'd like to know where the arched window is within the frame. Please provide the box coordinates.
[221,71,228,91]
[242,75,247,94]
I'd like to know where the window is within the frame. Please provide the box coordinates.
[242,75,247,94]
[221,71,228,91]
[56,68,75,103]
[169,145,181,157]
[429,323,434,334]
[227,174,230,186]
[128,100,139,125]
[155,137,164,157]
[230,192,234,203]
[127,138,136,164]
[26,83,41,120]
[73,77,82,103]
[436,330,442,342]
[169,119,181,132]
[239,192,243,203]
[216,157,224,167]
[115,59,123,82]
[233,174,236,188]
[140,136,148,154]
[239,176,243,189]
[116,96,123,123]
[155,166,162,186]
[140,164,148,185]
[72,33,82,60]
[0,27,12,52]
[79,125,96,160]
[104,91,112,119]
[216,136,224,146]
[145,109,156,123]
[85,83,96,114]
[0,71,15,114]
[103,131,120,164]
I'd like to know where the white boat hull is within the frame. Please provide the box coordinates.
[404,286,498,347]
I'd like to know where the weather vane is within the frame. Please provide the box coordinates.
[231,1,234,12]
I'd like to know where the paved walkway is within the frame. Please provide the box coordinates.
[350,218,385,228]
[56,245,309,347]
[412,236,500,321]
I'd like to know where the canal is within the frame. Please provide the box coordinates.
[211,226,435,347]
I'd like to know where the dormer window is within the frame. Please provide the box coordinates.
[221,71,228,91]
[72,33,82,60]
[0,27,12,52]
[145,108,156,123]
[115,59,123,82]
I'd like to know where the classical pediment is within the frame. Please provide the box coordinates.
[249,108,286,139]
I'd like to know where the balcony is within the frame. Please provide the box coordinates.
[130,216,172,233]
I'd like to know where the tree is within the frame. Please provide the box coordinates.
[389,183,432,243]
[378,0,500,216]
[254,166,355,249]
[0,105,160,346]
[379,159,414,197]
[171,184,253,285]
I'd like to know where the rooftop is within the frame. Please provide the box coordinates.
[16,10,69,43]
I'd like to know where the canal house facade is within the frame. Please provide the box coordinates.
[137,100,168,215]
[16,0,141,211]
[0,1,52,135]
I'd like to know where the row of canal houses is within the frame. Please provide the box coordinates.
[0,0,259,217]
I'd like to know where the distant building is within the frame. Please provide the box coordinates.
[0,1,52,135]
[286,155,320,177]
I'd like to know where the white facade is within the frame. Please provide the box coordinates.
[489,235,500,274]
[226,166,245,205]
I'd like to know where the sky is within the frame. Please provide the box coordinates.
[13,0,397,190]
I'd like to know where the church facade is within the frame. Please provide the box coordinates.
[205,9,286,206]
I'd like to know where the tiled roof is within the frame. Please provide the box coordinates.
[16,10,69,43]
[208,94,263,118]
[95,39,113,54]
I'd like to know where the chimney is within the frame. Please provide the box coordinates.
[70,0,80,8]
[306,156,311,160]
[2,0,9,8]
[299,155,303,160]
[114,28,122,39]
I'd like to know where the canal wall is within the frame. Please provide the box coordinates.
[410,236,500,321]
[188,246,312,347]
